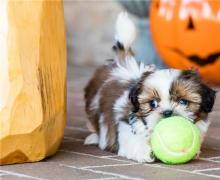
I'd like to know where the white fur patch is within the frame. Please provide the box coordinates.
[89,89,101,111]
[131,120,150,137]
[196,120,210,142]
[111,57,156,83]
[142,69,180,111]
[175,108,196,121]
[98,114,108,150]
[84,133,99,145]
[113,90,129,123]
[117,121,155,163]
[115,12,136,49]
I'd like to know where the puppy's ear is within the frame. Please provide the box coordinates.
[200,84,216,113]
[129,83,141,113]
[181,69,201,82]
[181,69,216,113]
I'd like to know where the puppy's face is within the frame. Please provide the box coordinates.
[130,69,216,129]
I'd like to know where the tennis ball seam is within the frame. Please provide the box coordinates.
[154,122,199,157]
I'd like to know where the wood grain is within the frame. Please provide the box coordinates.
[0,0,67,165]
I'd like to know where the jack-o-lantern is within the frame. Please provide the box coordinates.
[150,0,220,84]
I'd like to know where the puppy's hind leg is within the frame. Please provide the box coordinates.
[84,133,99,145]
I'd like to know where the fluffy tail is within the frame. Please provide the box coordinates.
[113,12,136,60]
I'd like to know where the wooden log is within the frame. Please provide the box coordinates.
[0,0,67,165]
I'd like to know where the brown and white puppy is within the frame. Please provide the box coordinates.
[84,13,216,162]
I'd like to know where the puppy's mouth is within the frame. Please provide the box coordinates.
[171,48,220,66]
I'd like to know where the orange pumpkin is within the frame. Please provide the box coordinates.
[150,0,220,84]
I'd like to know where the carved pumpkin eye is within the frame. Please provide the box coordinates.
[187,16,195,30]
[155,1,160,9]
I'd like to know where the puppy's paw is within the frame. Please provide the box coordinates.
[135,149,155,163]
[194,150,201,160]
[128,113,149,137]
[131,120,149,137]
[118,142,155,163]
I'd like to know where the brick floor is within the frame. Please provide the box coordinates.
[1,65,220,180]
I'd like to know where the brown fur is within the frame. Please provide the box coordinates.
[129,71,156,117]
[99,80,131,151]
[170,79,201,115]
[170,70,213,123]
[138,88,160,117]
[115,48,134,61]
[85,64,215,155]
[85,61,132,152]
[84,61,116,132]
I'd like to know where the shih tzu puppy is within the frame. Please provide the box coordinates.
[84,12,216,162]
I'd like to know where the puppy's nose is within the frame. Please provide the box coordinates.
[162,110,173,118]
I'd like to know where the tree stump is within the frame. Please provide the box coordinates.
[0,0,66,165]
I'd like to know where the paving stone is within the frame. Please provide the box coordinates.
[158,159,220,171]
[203,137,220,150]
[0,162,113,180]
[200,149,220,158]
[200,169,220,177]
[108,156,136,163]
[46,150,124,168]
[1,175,33,180]
[60,140,115,157]
[0,171,5,176]
[91,164,217,180]
[64,127,89,140]
[207,125,220,137]
[66,119,88,130]
[212,157,220,162]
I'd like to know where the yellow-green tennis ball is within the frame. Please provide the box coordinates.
[151,116,201,164]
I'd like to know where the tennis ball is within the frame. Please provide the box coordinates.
[151,116,201,164]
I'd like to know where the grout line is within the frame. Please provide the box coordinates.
[81,168,143,180]
[59,150,137,164]
[59,149,220,179]
[106,157,137,163]
[0,173,7,177]
[207,135,220,140]
[82,163,141,169]
[88,177,119,180]
[193,167,220,173]
[99,155,118,158]
[210,111,220,115]
[66,116,86,122]
[66,126,89,132]
[194,172,220,179]
[60,164,144,180]
[143,163,220,179]
[199,158,220,163]
[59,149,104,159]
[0,170,45,180]
[63,136,84,142]
[208,156,220,160]
[59,150,121,160]
[200,156,220,160]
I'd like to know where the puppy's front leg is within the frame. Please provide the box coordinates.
[117,117,155,163]
[128,113,150,137]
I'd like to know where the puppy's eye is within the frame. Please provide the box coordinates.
[149,99,158,109]
[178,99,188,106]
